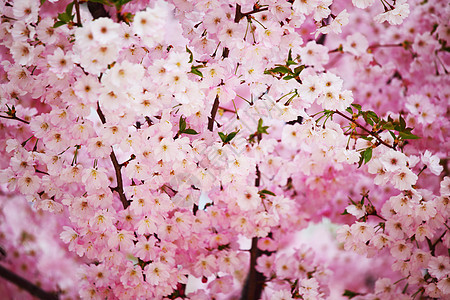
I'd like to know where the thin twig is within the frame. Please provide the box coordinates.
[96,103,129,209]
[334,110,395,150]
[0,115,30,124]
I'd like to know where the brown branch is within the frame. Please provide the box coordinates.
[0,264,59,300]
[241,237,266,300]
[0,115,30,124]
[234,4,269,23]
[241,163,267,300]
[207,96,220,132]
[334,110,396,150]
[96,103,130,209]
[218,106,236,113]
[74,0,82,26]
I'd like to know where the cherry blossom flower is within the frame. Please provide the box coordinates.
[374,0,410,25]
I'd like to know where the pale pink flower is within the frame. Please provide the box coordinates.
[208,275,234,294]
[47,48,73,78]
[346,203,366,219]
[385,216,412,239]
[415,200,437,221]
[120,263,143,287]
[351,221,375,242]
[374,0,410,25]
[256,254,275,277]
[428,256,449,279]
[410,249,431,268]
[91,18,121,44]
[390,241,412,260]
[10,42,35,65]
[392,168,418,190]
[389,194,414,215]
[13,0,39,24]
[89,210,115,232]
[298,75,321,104]
[108,230,135,252]
[271,289,294,300]
[81,167,109,191]
[380,150,408,172]
[35,199,63,213]
[343,33,369,56]
[134,236,158,261]
[193,254,217,277]
[441,177,450,196]
[236,186,260,211]
[414,224,434,242]
[136,216,158,235]
[17,171,40,194]
[371,233,391,249]
[437,277,450,295]
[352,0,375,9]
[144,261,171,286]
[293,0,319,15]
[421,150,443,176]
[374,278,394,295]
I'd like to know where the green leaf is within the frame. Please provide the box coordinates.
[265,65,292,75]
[366,111,379,123]
[179,116,186,132]
[53,20,66,28]
[341,209,349,215]
[399,132,420,139]
[259,189,276,196]
[287,49,293,63]
[257,118,269,134]
[186,46,193,63]
[190,67,203,77]
[388,130,396,140]
[382,122,395,130]
[58,12,72,23]
[65,1,74,15]
[40,0,46,5]
[343,289,361,299]
[293,65,305,75]
[345,107,353,114]
[362,112,374,126]
[218,132,226,143]
[182,129,198,135]
[225,130,239,143]
[351,104,362,111]
[357,151,365,168]
[363,147,372,164]
[399,114,406,130]
[283,75,295,80]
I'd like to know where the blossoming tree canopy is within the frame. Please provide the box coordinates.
[0,0,448,299]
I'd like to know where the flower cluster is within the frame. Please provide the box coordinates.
[0,0,448,299]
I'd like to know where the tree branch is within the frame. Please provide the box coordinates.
[207,96,220,132]
[334,110,396,150]
[0,264,59,300]
[0,115,30,124]
[96,103,130,209]
[234,4,269,23]
[241,164,267,300]
[74,0,82,26]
